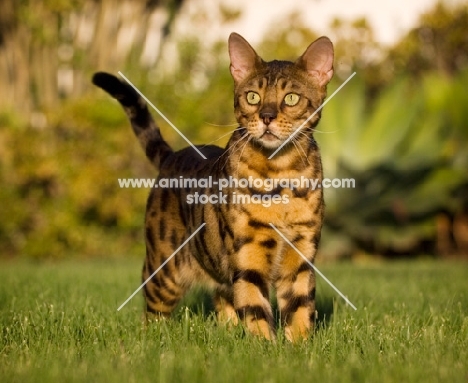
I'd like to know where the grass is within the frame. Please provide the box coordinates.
[0,258,467,383]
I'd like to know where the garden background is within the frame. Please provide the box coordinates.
[1,0,467,261]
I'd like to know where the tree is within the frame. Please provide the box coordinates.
[0,0,187,114]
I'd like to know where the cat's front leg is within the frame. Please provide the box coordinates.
[275,233,318,342]
[231,238,276,339]
[214,285,238,326]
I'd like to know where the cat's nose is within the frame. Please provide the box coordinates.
[260,111,277,126]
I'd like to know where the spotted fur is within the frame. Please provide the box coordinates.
[92,33,334,341]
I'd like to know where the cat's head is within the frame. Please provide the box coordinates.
[228,33,334,150]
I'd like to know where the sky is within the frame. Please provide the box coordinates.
[177,0,464,46]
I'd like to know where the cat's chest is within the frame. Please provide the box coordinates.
[228,140,321,179]
[215,141,323,229]
[227,186,322,226]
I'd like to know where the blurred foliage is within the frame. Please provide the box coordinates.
[0,1,467,259]
[318,70,468,258]
[365,2,468,98]
[0,98,153,259]
[388,2,468,76]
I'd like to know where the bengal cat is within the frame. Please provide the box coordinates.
[92,32,334,341]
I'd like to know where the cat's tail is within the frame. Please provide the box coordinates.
[92,72,173,169]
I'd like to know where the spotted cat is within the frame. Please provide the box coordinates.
[92,32,334,341]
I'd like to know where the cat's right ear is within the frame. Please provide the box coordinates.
[228,33,261,84]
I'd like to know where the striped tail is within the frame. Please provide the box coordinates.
[92,72,173,169]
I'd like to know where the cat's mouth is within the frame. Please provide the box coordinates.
[260,130,281,142]
[255,130,284,149]
[262,130,279,141]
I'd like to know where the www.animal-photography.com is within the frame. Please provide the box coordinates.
[1,0,467,382]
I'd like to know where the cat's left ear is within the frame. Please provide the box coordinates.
[297,36,334,87]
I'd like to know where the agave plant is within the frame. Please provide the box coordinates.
[316,71,468,258]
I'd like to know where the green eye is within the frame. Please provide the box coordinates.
[246,91,261,105]
[284,93,300,106]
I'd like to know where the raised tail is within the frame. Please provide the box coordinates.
[92,72,173,169]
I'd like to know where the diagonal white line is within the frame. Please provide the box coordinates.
[117,223,206,311]
[118,71,207,160]
[269,223,357,310]
[268,71,357,159]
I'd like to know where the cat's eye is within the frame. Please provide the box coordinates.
[284,93,300,106]
[246,91,261,105]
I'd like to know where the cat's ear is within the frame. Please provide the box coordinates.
[297,36,334,87]
[228,33,262,84]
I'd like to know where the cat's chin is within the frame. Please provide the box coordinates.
[253,131,283,150]
[254,136,283,150]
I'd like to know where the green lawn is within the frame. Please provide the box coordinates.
[1,259,467,383]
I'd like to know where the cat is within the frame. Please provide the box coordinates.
[92,32,334,341]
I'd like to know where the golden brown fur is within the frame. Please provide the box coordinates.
[92,32,334,341]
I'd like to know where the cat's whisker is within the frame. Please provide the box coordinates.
[291,139,305,166]
[295,129,316,143]
[289,122,339,136]
[235,135,252,177]
[215,132,244,159]
[313,128,339,134]
[201,127,242,148]
[223,132,249,164]
[291,138,310,167]
[290,122,333,135]
[291,129,310,141]
[215,131,249,169]
[223,131,248,157]
[205,122,239,127]
[284,129,313,166]
[225,139,249,172]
